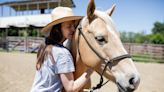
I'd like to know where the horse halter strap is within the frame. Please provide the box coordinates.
[77,24,131,92]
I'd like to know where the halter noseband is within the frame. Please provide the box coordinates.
[77,24,131,92]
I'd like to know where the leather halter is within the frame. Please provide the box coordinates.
[77,24,131,92]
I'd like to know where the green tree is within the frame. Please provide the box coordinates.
[120,31,128,42]
[134,32,148,43]
[149,33,164,44]
[151,21,164,44]
[152,21,164,34]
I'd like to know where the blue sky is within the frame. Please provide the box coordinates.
[0,0,164,34]
[73,0,164,34]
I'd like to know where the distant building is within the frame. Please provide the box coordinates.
[0,0,76,52]
[0,0,75,29]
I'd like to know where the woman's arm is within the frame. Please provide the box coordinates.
[60,68,93,92]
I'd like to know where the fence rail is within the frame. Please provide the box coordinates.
[0,37,164,62]
[124,43,164,63]
[0,36,44,52]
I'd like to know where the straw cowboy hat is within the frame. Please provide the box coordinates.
[42,7,83,35]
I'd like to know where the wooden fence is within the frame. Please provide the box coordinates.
[0,36,44,52]
[124,43,164,63]
[0,37,164,62]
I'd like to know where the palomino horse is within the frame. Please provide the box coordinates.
[70,0,140,92]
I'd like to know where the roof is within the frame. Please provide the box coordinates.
[0,14,51,28]
[0,0,75,11]
[0,0,76,28]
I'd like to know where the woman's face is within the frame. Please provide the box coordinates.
[61,20,75,40]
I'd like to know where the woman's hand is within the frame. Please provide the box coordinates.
[60,67,93,92]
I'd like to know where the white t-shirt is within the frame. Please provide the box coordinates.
[31,45,75,92]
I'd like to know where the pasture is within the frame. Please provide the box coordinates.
[0,52,164,92]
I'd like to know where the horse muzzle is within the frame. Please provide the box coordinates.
[117,74,140,92]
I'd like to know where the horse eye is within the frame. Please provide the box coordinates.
[95,36,106,45]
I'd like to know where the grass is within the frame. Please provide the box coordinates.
[132,54,164,63]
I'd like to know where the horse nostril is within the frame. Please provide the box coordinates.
[129,77,135,85]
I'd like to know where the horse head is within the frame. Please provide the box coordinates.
[72,0,140,92]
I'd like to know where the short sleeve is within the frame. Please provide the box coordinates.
[53,48,75,74]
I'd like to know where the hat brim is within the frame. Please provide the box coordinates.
[41,16,83,33]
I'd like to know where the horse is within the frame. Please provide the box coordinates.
[69,0,140,92]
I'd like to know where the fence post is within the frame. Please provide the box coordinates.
[24,29,28,53]
[162,46,164,61]
[129,43,131,55]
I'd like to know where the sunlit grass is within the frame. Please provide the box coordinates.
[132,54,164,63]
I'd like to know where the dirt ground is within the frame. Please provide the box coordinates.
[0,52,164,92]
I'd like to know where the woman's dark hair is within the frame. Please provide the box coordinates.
[49,24,63,43]
[36,23,62,70]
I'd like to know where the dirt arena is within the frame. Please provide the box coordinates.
[0,52,164,92]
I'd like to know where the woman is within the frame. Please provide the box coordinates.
[31,7,93,92]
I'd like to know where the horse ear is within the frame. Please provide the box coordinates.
[106,4,116,16]
[87,0,96,23]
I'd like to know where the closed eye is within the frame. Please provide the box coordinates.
[95,36,106,45]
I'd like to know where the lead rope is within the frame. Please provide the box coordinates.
[88,60,111,92]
